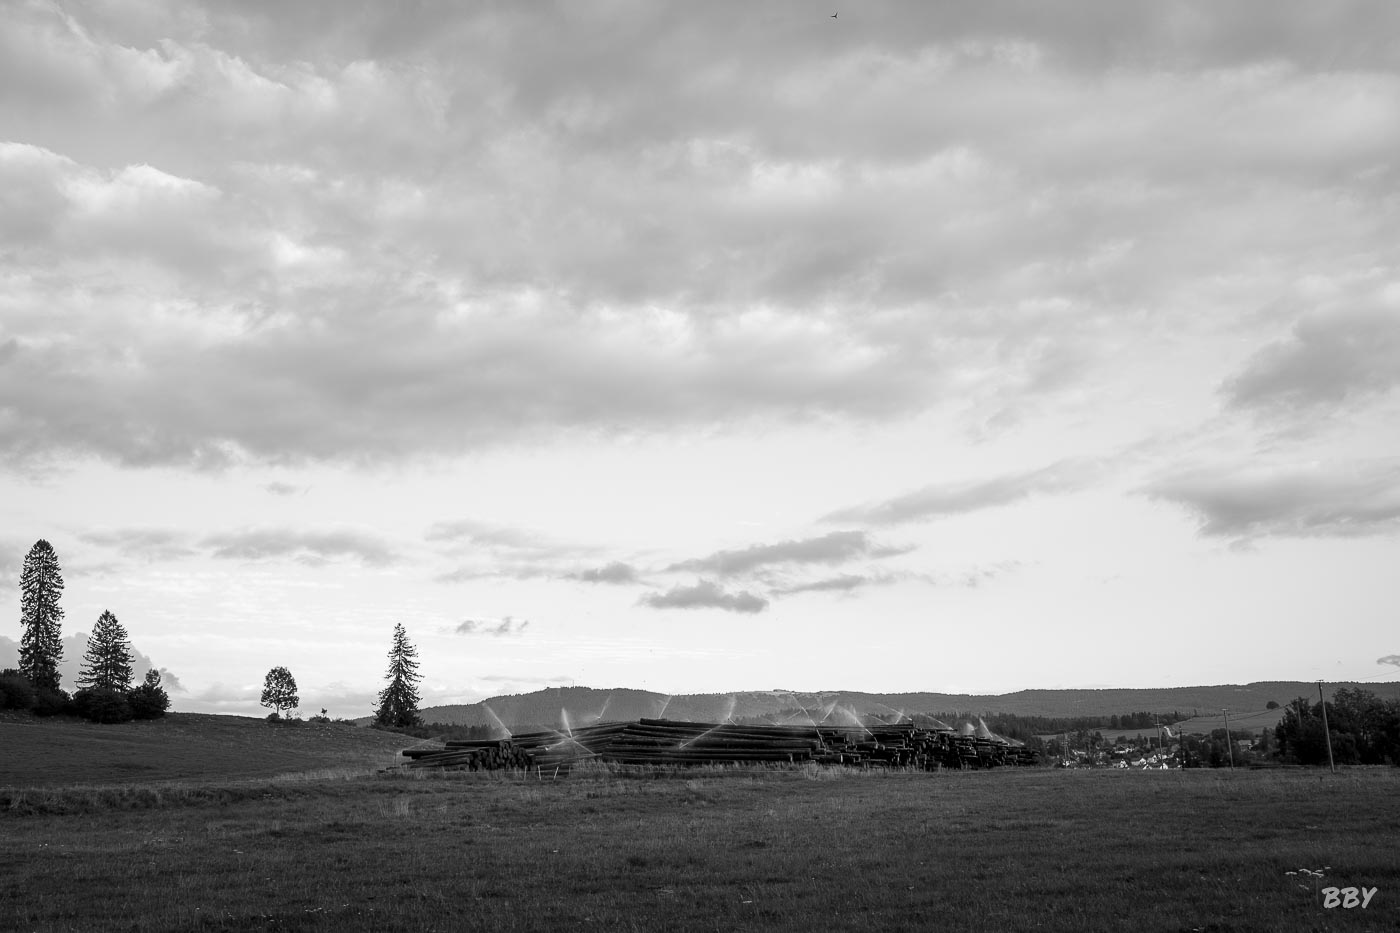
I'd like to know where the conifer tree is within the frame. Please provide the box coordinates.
[260,666,299,718]
[375,623,422,728]
[19,539,65,692]
[78,610,135,692]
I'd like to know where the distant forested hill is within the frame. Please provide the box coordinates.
[394,681,1400,732]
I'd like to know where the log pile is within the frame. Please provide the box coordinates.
[401,718,1039,773]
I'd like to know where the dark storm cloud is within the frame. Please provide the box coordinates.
[668,530,910,577]
[824,459,1102,525]
[639,580,769,614]
[201,528,397,566]
[1223,308,1400,415]
[1143,461,1400,540]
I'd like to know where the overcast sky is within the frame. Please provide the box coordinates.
[3,1,1398,718]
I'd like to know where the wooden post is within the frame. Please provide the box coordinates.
[1318,681,1336,774]
[1221,709,1234,769]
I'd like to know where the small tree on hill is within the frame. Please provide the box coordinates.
[19,539,66,693]
[261,666,299,718]
[374,623,422,728]
[128,669,171,720]
[78,610,135,693]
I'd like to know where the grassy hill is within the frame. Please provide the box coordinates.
[405,681,1400,732]
[0,712,422,788]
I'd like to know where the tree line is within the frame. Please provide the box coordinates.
[932,710,1190,742]
[257,620,424,729]
[4,539,424,729]
[1272,688,1400,766]
[2,540,170,722]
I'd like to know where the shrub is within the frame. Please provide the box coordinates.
[127,684,170,720]
[127,670,170,720]
[0,669,37,710]
[73,687,134,724]
[266,711,282,722]
[32,687,74,718]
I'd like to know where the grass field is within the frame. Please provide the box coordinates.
[0,712,416,786]
[2,717,1398,932]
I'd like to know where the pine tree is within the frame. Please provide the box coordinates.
[78,610,135,692]
[260,666,299,718]
[375,623,422,728]
[19,539,65,692]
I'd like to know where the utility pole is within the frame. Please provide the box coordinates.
[1318,680,1336,774]
[1222,708,1235,769]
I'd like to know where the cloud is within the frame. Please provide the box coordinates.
[0,537,30,586]
[455,617,530,637]
[78,528,197,562]
[263,482,306,496]
[480,673,574,684]
[668,530,911,577]
[824,458,1102,525]
[428,519,599,582]
[426,519,557,552]
[1377,655,1400,668]
[1223,307,1400,415]
[1143,460,1400,541]
[201,528,397,566]
[568,561,641,584]
[638,580,768,614]
[1,3,1398,476]
[770,573,875,596]
[12,7,1397,470]
[0,632,167,691]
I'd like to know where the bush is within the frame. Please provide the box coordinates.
[73,687,134,724]
[266,711,282,722]
[33,687,74,718]
[0,669,37,710]
[127,682,170,720]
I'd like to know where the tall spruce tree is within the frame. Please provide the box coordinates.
[375,623,422,727]
[78,610,135,692]
[19,539,65,692]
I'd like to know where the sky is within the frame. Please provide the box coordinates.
[2,0,1399,718]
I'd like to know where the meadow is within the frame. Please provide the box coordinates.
[2,716,1397,932]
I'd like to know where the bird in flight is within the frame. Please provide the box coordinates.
[831,12,838,17]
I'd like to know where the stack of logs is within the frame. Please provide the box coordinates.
[400,718,1038,773]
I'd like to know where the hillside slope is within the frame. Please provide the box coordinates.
[0,712,422,787]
